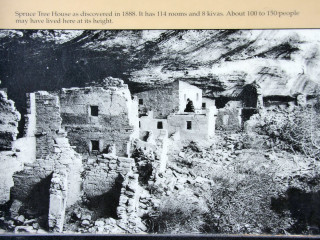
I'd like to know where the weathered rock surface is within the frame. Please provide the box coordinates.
[0,90,20,150]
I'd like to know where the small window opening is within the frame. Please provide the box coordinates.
[157,121,163,129]
[90,106,99,116]
[184,94,187,101]
[187,121,192,130]
[202,102,206,109]
[197,93,199,101]
[139,121,141,128]
[139,99,143,105]
[91,140,99,151]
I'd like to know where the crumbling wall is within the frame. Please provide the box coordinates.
[47,137,83,233]
[216,101,242,131]
[11,134,82,216]
[83,155,135,197]
[82,154,136,219]
[0,90,21,150]
[0,91,35,205]
[135,81,179,119]
[48,170,68,232]
[59,81,138,157]
[53,137,83,208]
[134,132,168,175]
[11,92,82,231]
[117,171,146,233]
[0,92,40,205]
[0,138,37,205]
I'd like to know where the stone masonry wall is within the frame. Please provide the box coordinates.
[0,91,21,150]
[117,171,146,233]
[139,111,169,140]
[135,81,180,119]
[34,91,62,159]
[59,81,138,157]
[82,154,136,221]
[167,113,211,141]
[83,154,135,199]
[133,135,169,175]
[11,134,82,216]
[11,91,82,227]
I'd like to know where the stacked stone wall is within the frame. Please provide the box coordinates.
[83,155,135,198]
[11,92,82,228]
[34,92,62,159]
[117,171,146,233]
[11,135,82,216]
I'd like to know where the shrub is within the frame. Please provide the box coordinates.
[143,195,207,234]
[255,106,320,159]
[202,172,294,234]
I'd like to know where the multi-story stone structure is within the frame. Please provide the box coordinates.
[135,80,217,141]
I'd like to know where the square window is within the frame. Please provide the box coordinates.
[187,121,192,130]
[90,106,99,116]
[139,99,143,105]
[91,140,99,151]
[157,121,163,129]
[202,102,206,108]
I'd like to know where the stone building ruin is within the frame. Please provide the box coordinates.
[57,79,139,157]
[0,78,146,233]
[0,77,318,233]
[135,80,217,142]
[214,82,317,131]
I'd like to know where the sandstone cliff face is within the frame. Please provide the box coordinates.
[0,30,319,117]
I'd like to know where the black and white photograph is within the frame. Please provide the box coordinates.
[0,29,320,236]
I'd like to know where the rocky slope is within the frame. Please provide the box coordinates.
[142,132,320,234]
